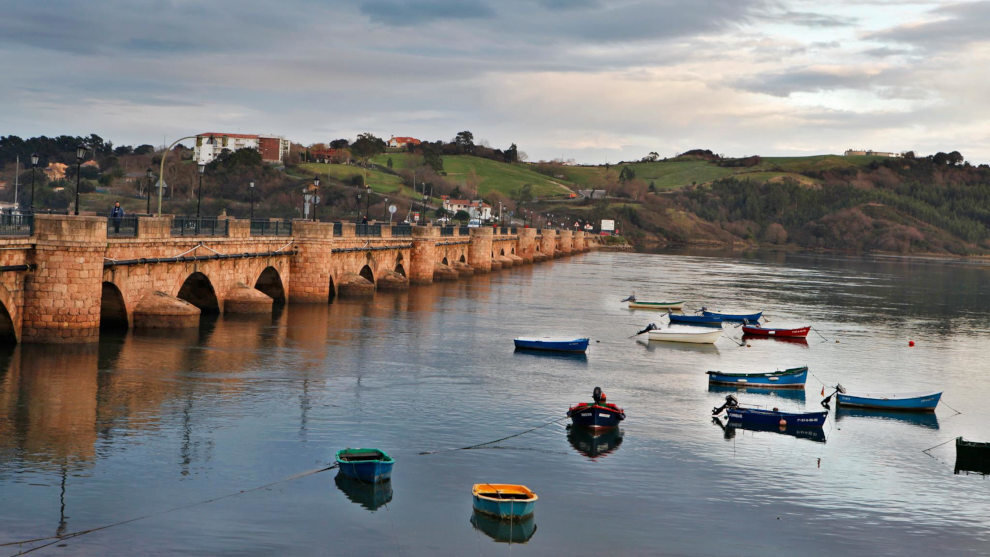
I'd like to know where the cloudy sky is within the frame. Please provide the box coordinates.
[2,0,989,164]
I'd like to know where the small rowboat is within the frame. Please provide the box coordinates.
[647,326,721,344]
[702,310,763,323]
[741,325,810,338]
[706,366,808,389]
[335,448,395,483]
[513,337,589,353]
[668,313,723,327]
[955,437,990,475]
[836,389,941,412]
[567,387,625,429]
[472,484,538,519]
[712,395,827,427]
[622,295,684,310]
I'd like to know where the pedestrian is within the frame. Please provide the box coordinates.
[362,215,368,225]
[110,201,124,233]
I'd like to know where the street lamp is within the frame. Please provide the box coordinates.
[365,186,371,220]
[383,197,388,222]
[158,134,224,216]
[74,145,86,215]
[249,181,255,220]
[196,164,205,218]
[312,177,320,222]
[29,153,39,211]
[146,168,154,214]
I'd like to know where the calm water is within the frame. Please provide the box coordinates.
[1,251,989,556]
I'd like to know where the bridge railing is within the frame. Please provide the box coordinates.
[355,223,382,237]
[440,226,455,237]
[171,217,229,237]
[107,215,139,237]
[333,222,342,236]
[0,213,34,236]
[249,219,292,237]
[459,226,469,236]
[392,224,412,237]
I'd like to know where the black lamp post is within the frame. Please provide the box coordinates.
[312,177,320,222]
[74,146,86,215]
[365,186,371,219]
[29,153,39,211]
[196,164,205,218]
[249,181,255,221]
[383,197,388,222]
[146,168,153,214]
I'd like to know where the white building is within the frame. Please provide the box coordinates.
[442,198,492,221]
[194,133,291,165]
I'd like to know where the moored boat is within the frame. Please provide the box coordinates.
[335,448,395,483]
[668,313,723,327]
[706,366,808,389]
[622,295,684,310]
[472,484,538,519]
[834,387,941,412]
[741,324,810,338]
[513,336,589,353]
[646,325,721,344]
[955,437,990,475]
[567,387,625,429]
[713,416,826,443]
[701,310,763,323]
[712,394,828,427]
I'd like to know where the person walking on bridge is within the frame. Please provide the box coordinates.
[110,201,124,233]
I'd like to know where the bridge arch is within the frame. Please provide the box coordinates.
[395,263,406,277]
[459,254,466,263]
[254,267,286,303]
[359,265,375,284]
[100,282,129,331]
[328,276,337,302]
[0,281,18,344]
[177,272,220,314]
[441,257,449,265]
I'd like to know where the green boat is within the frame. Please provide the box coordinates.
[622,295,684,310]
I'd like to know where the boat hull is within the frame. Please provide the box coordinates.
[955,437,990,475]
[836,391,941,411]
[668,314,723,327]
[628,300,684,310]
[726,407,828,427]
[648,328,721,344]
[741,325,810,338]
[567,403,625,429]
[335,449,395,483]
[472,484,538,520]
[706,366,808,389]
[702,310,763,323]
[513,337,589,353]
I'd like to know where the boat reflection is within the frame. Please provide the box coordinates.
[742,334,809,348]
[834,407,940,430]
[470,510,537,544]
[513,348,588,362]
[334,472,393,511]
[636,339,719,355]
[713,416,826,444]
[567,426,624,459]
[707,383,806,404]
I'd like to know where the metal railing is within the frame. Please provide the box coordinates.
[499,227,509,235]
[107,215,139,237]
[355,223,382,237]
[459,226,469,235]
[0,213,34,236]
[171,216,229,237]
[250,219,293,237]
[392,224,412,237]
[511,227,518,234]
[440,226,455,237]
[333,222,342,236]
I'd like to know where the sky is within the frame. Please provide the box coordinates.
[2,0,990,165]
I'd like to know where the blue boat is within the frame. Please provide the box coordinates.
[513,336,589,353]
[706,366,808,389]
[836,389,941,412]
[701,310,763,323]
[567,387,625,429]
[335,448,395,483]
[712,395,827,427]
[472,484,538,519]
[668,313,723,327]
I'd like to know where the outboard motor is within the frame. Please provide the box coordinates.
[636,323,658,335]
[712,394,739,416]
[592,386,603,405]
[821,383,846,409]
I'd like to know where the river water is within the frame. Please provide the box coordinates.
[1,251,988,556]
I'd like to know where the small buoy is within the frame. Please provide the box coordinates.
[908,340,915,347]
[835,340,840,343]
[778,418,787,427]
[746,343,751,348]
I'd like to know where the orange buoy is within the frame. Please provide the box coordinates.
[909,340,915,347]
[778,418,787,427]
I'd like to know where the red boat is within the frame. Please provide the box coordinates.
[741,325,810,338]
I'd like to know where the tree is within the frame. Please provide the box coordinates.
[454,130,474,154]
[422,143,444,173]
[134,144,155,155]
[350,133,385,162]
[454,209,471,223]
[642,151,659,162]
[504,143,518,163]
[329,138,350,149]
[619,166,636,182]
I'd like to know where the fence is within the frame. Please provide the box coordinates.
[440,226,455,237]
[0,213,33,236]
[391,224,412,237]
[355,224,382,237]
[171,217,229,237]
[107,215,139,238]
[249,219,293,237]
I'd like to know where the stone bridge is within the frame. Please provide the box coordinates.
[0,215,595,344]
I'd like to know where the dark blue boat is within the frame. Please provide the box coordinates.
[567,387,625,429]
[706,366,808,389]
[335,448,395,483]
[712,395,827,427]
[701,310,763,323]
[668,313,723,327]
[513,336,589,353]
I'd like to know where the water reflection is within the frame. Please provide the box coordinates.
[334,472,393,511]
[708,383,806,404]
[512,348,588,363]
[742,334,809,348]
[566,426,624,459]
[636,339,720,354]
[712,417,826,444]
[470,510,537,544]
[834,407,940,430]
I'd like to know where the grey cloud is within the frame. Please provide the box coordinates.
[771,10,857,27]
[735,68,884,97]
[865,1,990,51]
[358,0,495,25]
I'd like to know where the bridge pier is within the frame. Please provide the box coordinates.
[288,221,334,303]
[133,291,201,329]
[468,228,494,273]
[409,226,438,285]
[539,229,556,260]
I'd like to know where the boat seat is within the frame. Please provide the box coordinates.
[340,451,384,461]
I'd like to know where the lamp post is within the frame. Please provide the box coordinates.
[249,181,255,221]
[364,186,371,220]
[196,164,205,218]
[29,153,39,211]
[74,145,86,215]
[146,168,153,214]
[159,135,222,216]
[312,177,320,222]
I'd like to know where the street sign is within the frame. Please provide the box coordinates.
[388,204,397,214]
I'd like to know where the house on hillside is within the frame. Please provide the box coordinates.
[387,136,421,149]
[194,133,291,165]
[442,198,492,221]
[309,147,349,164]
[844,149,901,158]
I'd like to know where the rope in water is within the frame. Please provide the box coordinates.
[810,326,832,343]
[3,464,338,555]
[419,416,570,455]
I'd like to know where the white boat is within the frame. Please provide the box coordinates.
[622,295,684,310]
[647,326,722,344]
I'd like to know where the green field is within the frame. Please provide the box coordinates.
[371,154,571,198]
[297,162,406,196]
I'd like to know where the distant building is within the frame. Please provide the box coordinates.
[577,189,607,199]
[194,133,291,165]
[387,136,422,149]
[309,147,349,164]
[442,198,492,221]
[844,149,901,158]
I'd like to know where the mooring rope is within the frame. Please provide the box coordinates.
[3,464,338,555]
[418,416,569,455]
[939,399,963,416]
[810,326,832,343]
